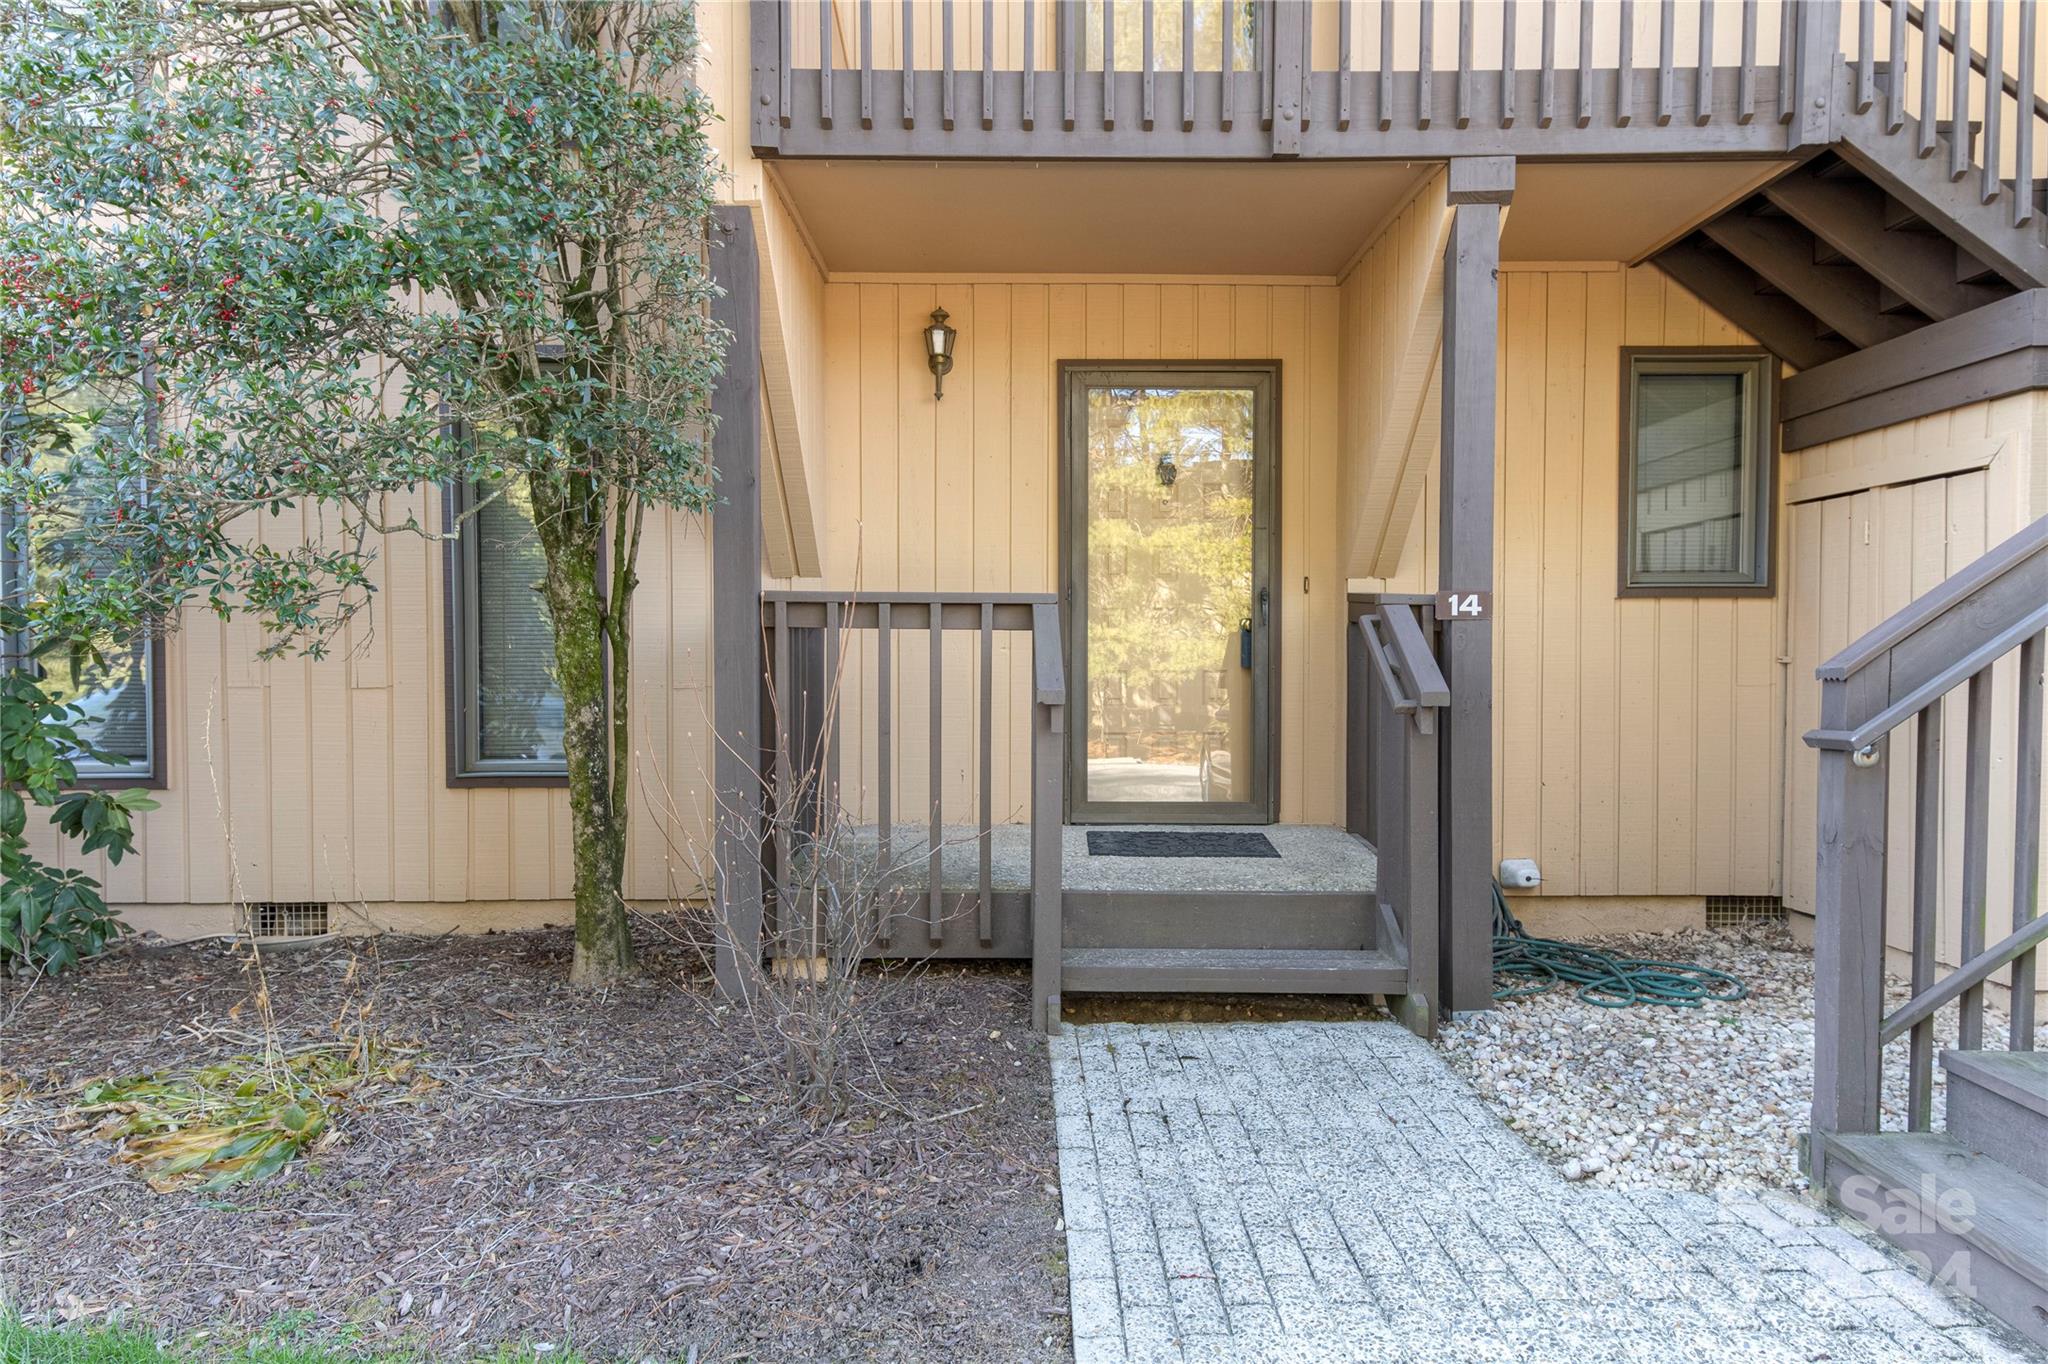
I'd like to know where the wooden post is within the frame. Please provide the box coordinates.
[711,206,766,1003]
[1809,670,1889,1160]
[1439,157,1512,1017]
[1789,0,1841,151]
[1030,602,1066,1032]
[2013,631,2044,1048]
[751,1,783,154]
[1271,0,1303,154]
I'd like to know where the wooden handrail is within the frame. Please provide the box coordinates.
[1815,515,2048,683]
[1030,600,1066,708]
[1806,603,2048,750]
[1881,912,2048,1045]
[1355,613,1416,714]
[1893,0,2048,124]
[758,0,1814,160]
[761,587,1068,1030]
[1356,604,1449,716]
[1346,594,1447,1038]
[1381,604,1450,708]
[1808,517,2046,1153]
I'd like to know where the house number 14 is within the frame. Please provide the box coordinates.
[1434,591,1493,621]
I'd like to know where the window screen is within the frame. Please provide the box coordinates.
[454,478,566,777]
[1624,354,1772,593]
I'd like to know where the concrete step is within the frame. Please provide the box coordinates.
[1060,945,1406,995]
[1944,1049,2048,1185]
[1816,1131,2048,1350]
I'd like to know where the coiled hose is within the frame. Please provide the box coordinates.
[1492,881,1747,1008]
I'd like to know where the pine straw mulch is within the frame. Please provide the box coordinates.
[0,924,1070,1363]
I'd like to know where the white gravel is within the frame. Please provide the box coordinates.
[1434,921,2016,1196]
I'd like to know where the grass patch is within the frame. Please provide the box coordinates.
[0,1314,617,1363]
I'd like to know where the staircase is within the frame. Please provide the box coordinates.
[1816,1052,2048,1351]
[1656,2,2048,367]
[1803,515,2048,1349]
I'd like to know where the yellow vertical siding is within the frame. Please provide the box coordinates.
[1781,394,2048,972]
[55,258,1812,918]
[1344,256,1790,900]
[806,276,1348,828]
[28,485,716,914]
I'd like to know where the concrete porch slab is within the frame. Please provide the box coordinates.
[833,823,1378,897]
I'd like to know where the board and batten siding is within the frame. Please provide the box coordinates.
[772,277,1353,831]
[43,257,1805,926]
[24,490,721,926]
[1781,393,2048,975]
[1346,253,1790,901]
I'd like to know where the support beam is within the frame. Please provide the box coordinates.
[1780,288,2048,448]
[1835,80,2048,289]
[1700,212,1922,349]
[1438,158,1510,1016]
[711,205,766,1003]
[1761,164,2010,321]
[1652,238,1854,370]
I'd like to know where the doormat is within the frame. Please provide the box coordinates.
[1085,830,1280,858]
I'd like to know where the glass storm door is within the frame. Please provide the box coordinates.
[1062,365,1276,824]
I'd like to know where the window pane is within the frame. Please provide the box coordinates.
[474,480,564,764]
[5,386,155,775]
[1082,384,1256,807]
[41,637,152,773]
[1634,371,1748,578]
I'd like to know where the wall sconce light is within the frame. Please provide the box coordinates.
[924,307,957,400]
[1155,453,1178,487]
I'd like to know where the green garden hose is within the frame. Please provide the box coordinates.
[1491,881,1747,1008]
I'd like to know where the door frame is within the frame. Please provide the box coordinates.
[1058,360,1280,825]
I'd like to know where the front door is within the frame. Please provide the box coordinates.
[1061,364,1276,823]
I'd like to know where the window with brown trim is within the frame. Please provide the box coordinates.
[2,391,168,788]
[444,477,567,784]
[1621,349,1775,596]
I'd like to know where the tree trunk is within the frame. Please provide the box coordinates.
[529,473,635,985]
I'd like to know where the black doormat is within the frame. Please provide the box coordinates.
[1085,830,1280,859]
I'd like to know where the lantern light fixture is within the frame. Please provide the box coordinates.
[924,307,957,400]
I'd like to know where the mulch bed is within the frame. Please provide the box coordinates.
[0,924,1070,1362]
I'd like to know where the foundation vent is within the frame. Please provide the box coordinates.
[245,901,331,939]
[1705,895,1786,929]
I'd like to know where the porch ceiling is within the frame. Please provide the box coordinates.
[770,160,1431,276]
[1500,160,1795,263]
[773,158,1795,278]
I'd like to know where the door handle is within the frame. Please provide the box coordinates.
[1258,586,1269,628]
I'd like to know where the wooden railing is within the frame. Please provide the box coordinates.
[761,591,1068,1030]
[1347,594,1448,1036]
[1855,0,2048,225]
[750,0,1831,159]
[1805,514,2045,1161]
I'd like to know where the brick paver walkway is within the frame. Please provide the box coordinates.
[1050,1021,2041,1364]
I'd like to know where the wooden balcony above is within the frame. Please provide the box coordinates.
[749,0,1840,163]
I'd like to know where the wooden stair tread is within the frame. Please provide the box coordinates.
[1943,1049,2048,1119]
[1061,946,1406,994]
[1821,1132,2048,1293]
